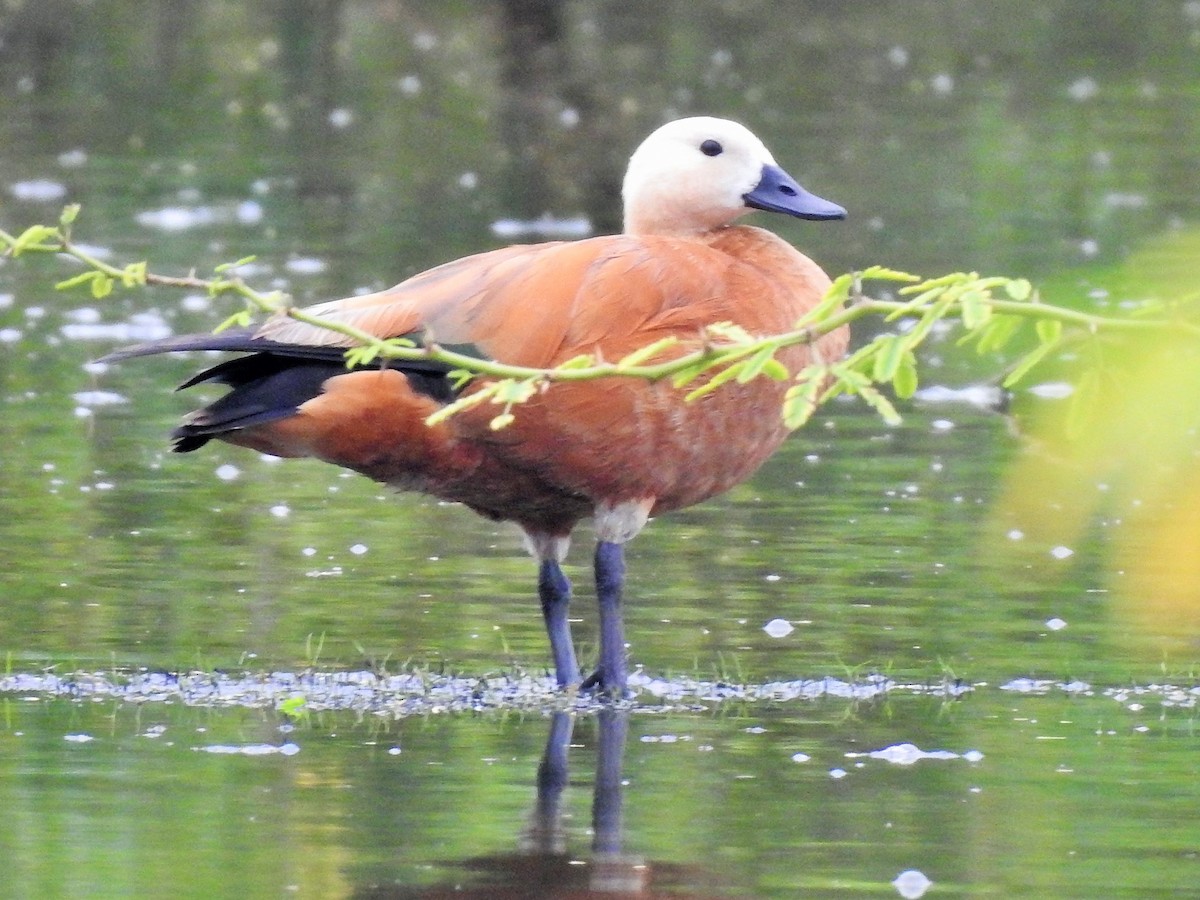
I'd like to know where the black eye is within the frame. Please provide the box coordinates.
[699,139,723,157]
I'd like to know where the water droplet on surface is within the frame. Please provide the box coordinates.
[892,869,933,899]
[763,618,794,638]
[284,256,327,275]
[1067,76,1099,101]
[236,200,264,224]
[930,73,954,95]
[10,179,67,201]
[58,148,88,168]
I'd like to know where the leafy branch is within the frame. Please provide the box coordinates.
[3,207,1193,431]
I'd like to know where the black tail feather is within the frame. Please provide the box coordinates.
[101,329,473,453]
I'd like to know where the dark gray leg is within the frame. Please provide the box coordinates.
[539,558,580,686]
[591,707,628,855]
[580,540,628,694]
[526,711,574,854]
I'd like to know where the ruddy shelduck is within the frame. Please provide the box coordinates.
[102,117,848,694]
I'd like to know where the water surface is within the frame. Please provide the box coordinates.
[2,2,1200,897]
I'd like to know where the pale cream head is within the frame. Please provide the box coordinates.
[621,117,780,236]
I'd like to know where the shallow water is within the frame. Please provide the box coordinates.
[3,2,1200,897]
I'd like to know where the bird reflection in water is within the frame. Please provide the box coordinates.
[356,709,728,898]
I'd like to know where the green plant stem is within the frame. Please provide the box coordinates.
[4,218,1196,391]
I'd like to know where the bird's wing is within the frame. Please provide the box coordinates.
[250,235,780,368]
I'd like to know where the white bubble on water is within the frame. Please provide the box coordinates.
[893,869,933,899]
[284,256,327,274]
[763,618,794,638]
[1068,76,1099,101]
[930,73,954,95]
[10,179,67,201]
[58,148,88,168]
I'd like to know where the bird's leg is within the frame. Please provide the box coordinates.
[538,557,581,687]
[525,530,580,688]
[580,540,628,695]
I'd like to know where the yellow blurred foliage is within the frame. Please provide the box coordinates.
[994,227,1200,642]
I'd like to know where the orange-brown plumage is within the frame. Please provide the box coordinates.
[101,116,848,693]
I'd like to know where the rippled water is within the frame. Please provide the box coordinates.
[3,2,1200,897]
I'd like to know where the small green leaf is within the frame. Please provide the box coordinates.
[1035,317,1063,344]
[214,255,258,273]
[90,273,114,298]
[1004,278,1033,301]
[55,270,100,291]
[871,334,906,382]
[685,360,746,401]
[1002,339,1059,387]
[898,295,954,353]
[425,385,497,426]
[214,310,253,333]
[760,358,790,381]
[616,336,679,368]
[736,345,784,383]
[898,272,968,296]
[783,369,826,429]
[671,358,721,388]
[705,321,754,343]
[494,378,538,404]
[10,224,60,255]
[971,314,1024,355]
[448,369,475,390]
[959,289,991,330]
[825,272,856,301]
[857,265,921,284]
[59,204,81,227]
[893,351,919,398]
[833,366,873,390]
[556,354,596,370]
[856,384,903,426]
[344,345,380,368]
[795,275,852,326]
[121,260,148,287]
[489,412,515,430]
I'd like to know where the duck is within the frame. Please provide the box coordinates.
[101,116,848,694]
